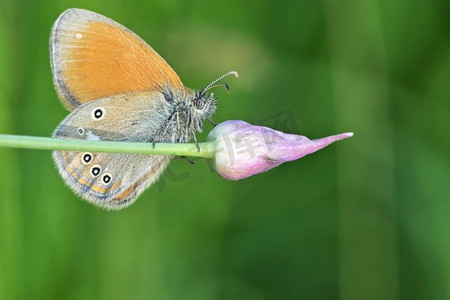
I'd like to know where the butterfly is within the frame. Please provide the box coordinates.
[51,8,237,210]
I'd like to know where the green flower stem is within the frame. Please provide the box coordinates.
[0,134,216,159]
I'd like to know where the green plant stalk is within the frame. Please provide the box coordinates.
[0,134,216,159]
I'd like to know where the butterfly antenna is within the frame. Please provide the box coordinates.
[200,71,239,96]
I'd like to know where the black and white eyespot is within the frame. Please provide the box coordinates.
[77,127,85,136]
[102,173,112,184]
[81,152,93,164]
[90,165,101,177]
[92,107,105,120]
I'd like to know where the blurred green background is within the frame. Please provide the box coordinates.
[0,0,449,299]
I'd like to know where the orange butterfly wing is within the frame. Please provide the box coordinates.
[50,8,185,111]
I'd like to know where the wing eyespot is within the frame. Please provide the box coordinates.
[92,107,105,120]
[82,152,93,164]
[90,165,101,177]
[102,173,112,184]
[77,127,85,136]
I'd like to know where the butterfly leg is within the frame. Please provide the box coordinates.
[192,132,200,152]
[206,117,217,127]
[173,156,196,164]
[176,112,181,131]
[153,111,178,148]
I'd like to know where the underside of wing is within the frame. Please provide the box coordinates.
[53,150,170,209]
[50,8,185,110]
[51,91,173,209]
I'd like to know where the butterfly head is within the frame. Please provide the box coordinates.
[187,71,239,132]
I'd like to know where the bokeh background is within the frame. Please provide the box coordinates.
[0,0,449,299]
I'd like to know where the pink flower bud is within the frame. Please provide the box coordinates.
[207,120,353,180]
